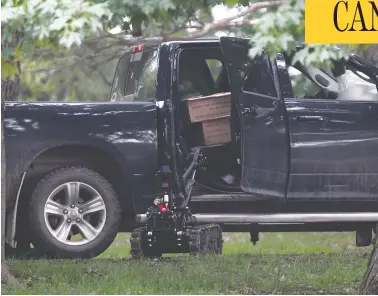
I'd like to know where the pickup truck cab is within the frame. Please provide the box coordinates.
[5,37,378,258]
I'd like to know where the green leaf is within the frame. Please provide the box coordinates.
[2,47,15,59]
[224,0,238,6]
[1,59,19,79]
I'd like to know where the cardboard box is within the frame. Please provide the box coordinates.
[201,116,231,146]
[184,92,231,123]
[181,116,231,146]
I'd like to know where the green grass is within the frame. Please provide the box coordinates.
[2,232,372,295]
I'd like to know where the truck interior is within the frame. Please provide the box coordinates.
[173,42,378,198]
[175,46,241,195]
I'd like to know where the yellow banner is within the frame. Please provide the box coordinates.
[305,0,378,44]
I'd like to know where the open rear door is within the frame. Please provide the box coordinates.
[220,37,289,199]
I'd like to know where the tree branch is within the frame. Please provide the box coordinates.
[86,0,285,45]
[29,1,285,74]
[163,0,284,41]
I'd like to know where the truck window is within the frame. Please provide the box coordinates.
[206,59,223,82]
[110,55,131,102]
[288,66,321,98]
[110,50,158,102]
[178,49,227,99]
[243,54,277,98]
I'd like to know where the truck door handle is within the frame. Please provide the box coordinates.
[242,107,258,116]
[296,115,326,122]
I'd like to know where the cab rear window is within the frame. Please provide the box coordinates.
[110,49,158,102]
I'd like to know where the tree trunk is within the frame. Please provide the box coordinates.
[1,30,21,285]
[360,226,378,294]
[1,104,17,285]
[1,96,18,285]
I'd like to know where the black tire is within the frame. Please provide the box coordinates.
[130,227,163,259]
[356,228,373,247]
[28,166,121,259]
[189,224,222,256]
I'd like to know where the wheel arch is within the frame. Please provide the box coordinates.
[8,142,134,248]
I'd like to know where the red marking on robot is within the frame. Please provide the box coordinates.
[158,204,167,212]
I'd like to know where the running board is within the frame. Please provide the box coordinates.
[190,193,266,202]
[136,212,378,225]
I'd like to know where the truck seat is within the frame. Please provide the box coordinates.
[178,57,214,97]
[214,66,230,93]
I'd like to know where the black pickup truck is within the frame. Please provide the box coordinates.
[4,37,378,258]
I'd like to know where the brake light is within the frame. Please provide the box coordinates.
[133,44,144,52]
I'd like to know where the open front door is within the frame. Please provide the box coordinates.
[220,37,289,199]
